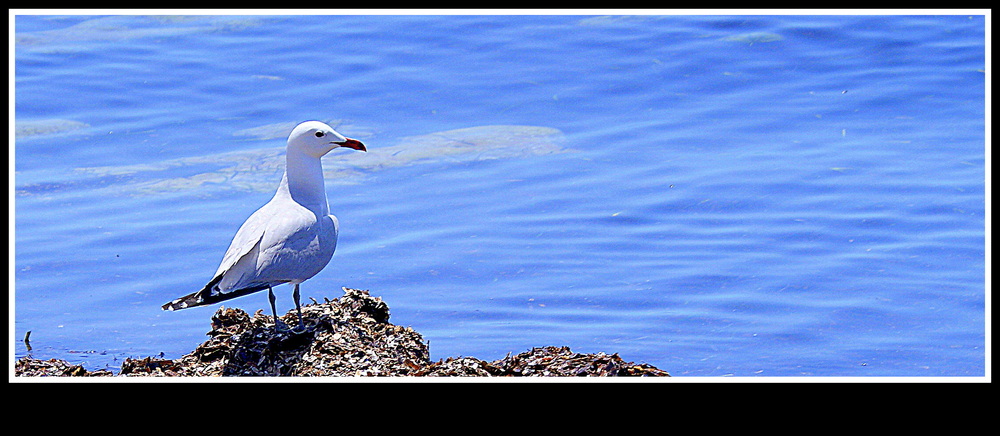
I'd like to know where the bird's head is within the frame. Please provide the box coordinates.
[288,120,366,158]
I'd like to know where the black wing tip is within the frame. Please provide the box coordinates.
[162,282,272,312]
[162,275,223,312]
[162,297,193,311]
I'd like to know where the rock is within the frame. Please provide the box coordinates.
[14,356,114,377]
[15,288,669,377]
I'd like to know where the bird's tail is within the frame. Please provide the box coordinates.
[162,274,224,311]
[161,291,202,311]
[162,274,271,311]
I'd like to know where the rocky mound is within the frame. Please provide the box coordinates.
[15,288,668,377]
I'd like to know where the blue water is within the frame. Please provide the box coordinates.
[13,13,987,377]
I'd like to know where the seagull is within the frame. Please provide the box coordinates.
[162,121,366,333]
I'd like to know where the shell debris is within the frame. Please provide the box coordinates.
[15,288,669,377]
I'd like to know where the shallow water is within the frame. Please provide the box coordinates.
[13,13,986,377]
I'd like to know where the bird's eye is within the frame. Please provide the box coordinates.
[315,131,325,137]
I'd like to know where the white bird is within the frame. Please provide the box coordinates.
[162,121,367,332]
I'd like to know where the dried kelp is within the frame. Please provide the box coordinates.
[16,288,668,378]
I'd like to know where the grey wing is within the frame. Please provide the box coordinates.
[161,205,276,311]
[251,209,338,284]
[213,205,273,279]
[161,203,335,312]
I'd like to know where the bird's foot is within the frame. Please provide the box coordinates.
[289,319,309,335]
[271,315,310,335]
[272,318,292,334]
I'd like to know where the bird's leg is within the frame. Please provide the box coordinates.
[293,283,305,332]
[268,287,282,333]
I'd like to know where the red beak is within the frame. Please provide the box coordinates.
[337,138,366,152]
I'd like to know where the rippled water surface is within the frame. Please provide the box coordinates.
[13,13,986,377]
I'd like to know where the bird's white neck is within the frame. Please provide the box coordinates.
[277,149,329,216]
